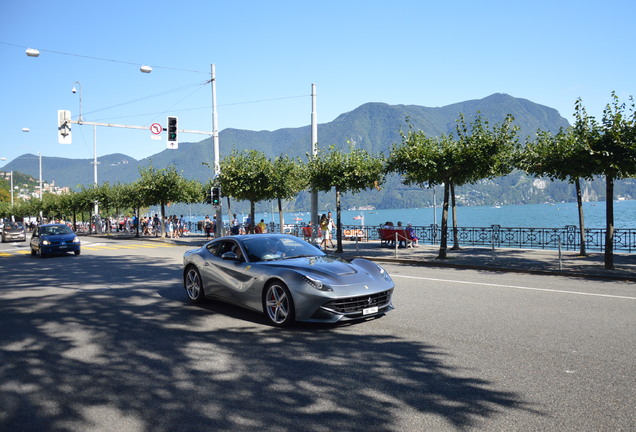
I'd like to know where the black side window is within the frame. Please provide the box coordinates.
[206,241,222,256]
[215,241,236,257]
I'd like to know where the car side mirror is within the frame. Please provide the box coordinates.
[221,251,239,261]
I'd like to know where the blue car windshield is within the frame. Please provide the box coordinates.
[41,225,73,235]
[242,236,324,262]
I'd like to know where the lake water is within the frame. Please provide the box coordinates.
[179,200,636,229]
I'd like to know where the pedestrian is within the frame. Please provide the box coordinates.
[327,211,335,248]
[204,215,213,239]
[256,219,267,233]
[320,214,330,250]
[230,214,240,235]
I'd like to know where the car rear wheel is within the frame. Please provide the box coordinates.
[184,266,205,303]
[263,281,295,327]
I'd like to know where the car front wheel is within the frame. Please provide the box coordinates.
[263,281,295,327]
[184,266,205,303]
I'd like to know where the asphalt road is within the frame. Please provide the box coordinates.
[0,237,634,431]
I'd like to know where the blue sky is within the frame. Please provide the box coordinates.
[1,0,634,166]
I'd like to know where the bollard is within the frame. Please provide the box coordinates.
[395,232,399,258]
[558,237,562,270]
[491,237,496,262]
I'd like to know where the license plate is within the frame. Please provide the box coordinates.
[363,306,378,315]
[59,245,67,249]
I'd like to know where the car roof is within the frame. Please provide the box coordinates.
[218,233,296,241]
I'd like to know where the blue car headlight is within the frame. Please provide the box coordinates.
[300,274,333,292]
[72,236,80,243]
[42,239,51,245]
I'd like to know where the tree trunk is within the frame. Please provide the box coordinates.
[160,202,166,238]
[249,200,255,234]
[450,181,461,250]
[135,206,140,238]
[575,178,586,256]
[604,175,614,270]
[336,188,343,253]
[437,182,450,259]
[278,198,284,234]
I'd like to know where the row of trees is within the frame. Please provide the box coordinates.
[2,93,633,269]
[216,93,635,270]
[0,166,203,238]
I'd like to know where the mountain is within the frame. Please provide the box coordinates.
[8,93,628,211]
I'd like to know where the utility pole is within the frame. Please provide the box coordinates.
[211,64,223,237]
[310,83,318,242]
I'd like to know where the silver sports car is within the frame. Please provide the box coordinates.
[183,234,394,326]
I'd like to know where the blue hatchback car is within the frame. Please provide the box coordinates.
[30,223,81,257]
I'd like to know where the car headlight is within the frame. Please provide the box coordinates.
[301,274,333,292]
[72,236,80,243]
[377,264,392,282]
[42,239,51,245]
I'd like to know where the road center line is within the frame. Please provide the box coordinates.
[392,274,636,300]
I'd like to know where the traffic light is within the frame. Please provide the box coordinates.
[57,110,72,144]
[211,187,221,206]
[205,188,212,204]
[167,116,178,146]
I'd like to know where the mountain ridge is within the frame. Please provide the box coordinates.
[4,93,602,211]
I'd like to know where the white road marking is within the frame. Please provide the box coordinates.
[392,274,636,300]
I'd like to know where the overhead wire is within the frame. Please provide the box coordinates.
[4,41,311,125]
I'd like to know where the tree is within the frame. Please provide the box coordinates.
[269,156,307,233]
[520,125,594,256]
[217,150,274,233]
[589,93,636,269]
[308,145,385,252]
[137,165,202,238]
[390,115,518,258]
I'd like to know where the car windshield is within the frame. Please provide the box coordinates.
[242,236,324,262]
[41,225,73,235]
[7,223,23,230]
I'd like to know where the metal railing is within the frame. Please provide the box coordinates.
[180,222,635,253]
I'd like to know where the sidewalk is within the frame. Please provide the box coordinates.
[94,232,636,282]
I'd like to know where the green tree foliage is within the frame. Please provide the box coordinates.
[269,156,307,233]
[218,150,274,232]
[589,93,636,269]
[308,145,385,252]
[137,165,202,238]
[520,125,594,255]
[390,115,518,258]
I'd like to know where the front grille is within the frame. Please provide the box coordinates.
[322,289,393,314]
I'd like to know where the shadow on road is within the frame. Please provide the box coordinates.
[0,253,540,431]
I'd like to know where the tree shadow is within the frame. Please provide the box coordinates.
[0,253,540,431]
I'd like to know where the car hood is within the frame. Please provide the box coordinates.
[262,256,359,277]
[40,233,78,242]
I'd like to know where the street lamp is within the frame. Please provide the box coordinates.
[0,158,12,205]
[21,128,43,202]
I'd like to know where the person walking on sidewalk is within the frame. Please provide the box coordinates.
[327,211,335,248]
